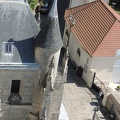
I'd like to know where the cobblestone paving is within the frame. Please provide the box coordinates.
[62,60,105,120]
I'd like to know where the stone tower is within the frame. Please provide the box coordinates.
[35,0,63,85]
[31,0,63,119]
[0,0,65,120]
[0,0,40,120]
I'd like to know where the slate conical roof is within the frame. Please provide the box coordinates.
[35,0,63,52]
[0,0,39,63]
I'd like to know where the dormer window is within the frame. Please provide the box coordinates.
[3,42,14,55]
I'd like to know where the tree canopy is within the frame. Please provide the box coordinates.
[28,0,38,10]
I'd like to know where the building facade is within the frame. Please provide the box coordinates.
[63,1,120,119]
[69,0,110,8]
[0,0,64,120]
[63,0,120,87]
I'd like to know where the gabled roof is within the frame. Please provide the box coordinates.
[64,0,120,57]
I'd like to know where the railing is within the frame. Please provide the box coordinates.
[94,76,108,92]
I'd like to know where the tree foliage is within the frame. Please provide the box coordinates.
[28,0,38,10]
[109,0,120,6]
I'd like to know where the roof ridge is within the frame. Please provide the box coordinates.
[64,0,97,18]
[64,0,120,57]
[76,1,96,14]
[68,0,96,10]
[99,0,120,21]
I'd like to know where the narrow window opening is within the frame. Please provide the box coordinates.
[8,80,22,105]
[11,80,20,93]
[77,48,81,56]
[65,29,69,37]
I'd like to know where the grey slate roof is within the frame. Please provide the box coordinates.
[35,0,63,52]
[0,1,39,63]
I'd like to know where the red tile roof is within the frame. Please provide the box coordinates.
[64,0,120,57]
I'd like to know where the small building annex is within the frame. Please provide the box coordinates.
[69,0,110,8]
[63,0,120,88]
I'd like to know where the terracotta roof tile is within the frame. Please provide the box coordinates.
[64,0,120,57]
[93,21,120,56]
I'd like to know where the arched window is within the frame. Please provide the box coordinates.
[77,48,81,56]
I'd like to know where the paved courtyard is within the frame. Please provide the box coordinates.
[62,60,107,120]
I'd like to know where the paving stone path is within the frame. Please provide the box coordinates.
[62,60,106,120]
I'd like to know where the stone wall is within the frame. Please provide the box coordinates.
[0,104,31,120]
[105,94,120,120]
[0,68,40,120]
[40,68,66,120]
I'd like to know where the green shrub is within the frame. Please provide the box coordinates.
[28,0,38,10]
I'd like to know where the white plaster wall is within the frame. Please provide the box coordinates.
[63,25,92,86]
[70,0,86,7]
[69,0,110,7]
[103,0,110,4]
[69,32,92,85]
[90,57,116,83]
[63,24,115,87]
[102,88,110,106]
[111,59,120,84]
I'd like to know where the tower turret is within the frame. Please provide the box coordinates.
[35,0,63,85]
[30,0,63,119]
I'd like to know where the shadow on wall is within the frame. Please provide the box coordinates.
[66,59,87,88]
[57,0,70,38]
[8,38,35,63]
